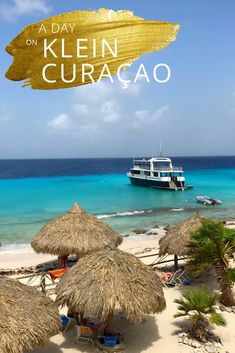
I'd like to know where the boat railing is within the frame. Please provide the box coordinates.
[153,166,183,171]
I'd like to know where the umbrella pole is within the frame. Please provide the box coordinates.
[174,255,178,270]
[107,312,114,330]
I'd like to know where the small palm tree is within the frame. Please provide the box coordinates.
[174,287,226,341]
[186,219,235,307]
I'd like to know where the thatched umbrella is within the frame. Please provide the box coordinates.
[159,215,205,268]
[0,276,60,353]
[31,203,123,257]
[56,247,166,323]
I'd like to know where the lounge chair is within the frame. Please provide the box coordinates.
[60,314,75,334]
[75,325,94,344]
[161,269,192,287]
[176,270,192,285]
[161,269,182,287]
[94,336,126,352]
[49,268,68,282]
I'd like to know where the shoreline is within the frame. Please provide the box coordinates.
[1,206,235,248]
[1,220,235,272]
[0,227,163,272]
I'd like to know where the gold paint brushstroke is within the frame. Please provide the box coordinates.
[5,9,180,90]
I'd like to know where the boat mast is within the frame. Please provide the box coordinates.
[159,141,163,157]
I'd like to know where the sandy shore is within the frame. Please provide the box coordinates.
[0,228,163,270]
[1,228,235,353]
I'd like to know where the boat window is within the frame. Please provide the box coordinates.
[153,172,159,177]
[153,162,171,169]
[144,171,150,176]
[134,161,150,170]
[131,169,140,175]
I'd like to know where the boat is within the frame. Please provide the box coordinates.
[196,195,222,205]
[127,157,193,190]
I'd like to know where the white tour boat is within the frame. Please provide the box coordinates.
[127,157,193,190]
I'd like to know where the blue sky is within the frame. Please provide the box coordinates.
[0,0,235,158]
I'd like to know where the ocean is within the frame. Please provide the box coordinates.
[1,156,235,252]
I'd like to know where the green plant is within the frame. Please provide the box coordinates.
[174,287,226,341]
[186,219,235,306]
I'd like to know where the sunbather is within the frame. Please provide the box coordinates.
[160,272,173,282]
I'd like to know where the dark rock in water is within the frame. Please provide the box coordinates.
[147,231,159,236]
[0,267,35,276]
[132,229,147,234]
[153,224,159,229]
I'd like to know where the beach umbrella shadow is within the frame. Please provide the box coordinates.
[59,315,161,353]
[28,341,63,353]
[115,315,161,353]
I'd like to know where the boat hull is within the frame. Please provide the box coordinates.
[128,176,191,190]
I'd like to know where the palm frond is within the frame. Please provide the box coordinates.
[209,312,226,327]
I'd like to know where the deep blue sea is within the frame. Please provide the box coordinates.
[1,156,235,251]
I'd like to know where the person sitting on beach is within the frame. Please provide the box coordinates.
[102,323,124,343]
[160,272,173,282]
[160,266,186,282]
[58,255,69,268]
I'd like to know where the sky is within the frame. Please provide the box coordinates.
[0,0,235,159]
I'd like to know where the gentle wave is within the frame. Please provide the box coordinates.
[170,208,185,212]
[97,210,148,219]
[0,243,33,255]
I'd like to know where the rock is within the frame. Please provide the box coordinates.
[219,305,226,312]
[225,307,232,313]
[214,342,222,348]
[205,344,218,353]
[178,332,187,338]
[191,340,201,348]
[132,229,147,234]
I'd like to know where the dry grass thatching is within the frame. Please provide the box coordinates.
[0,276,60,353]
[159,215,205,256]
[56,247,166,322]
[31,203,123,256]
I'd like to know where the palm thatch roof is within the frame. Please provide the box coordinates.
[56,248,166,322]
[0,276,60,353]
[31,203,123,256]
[159,215,205,256]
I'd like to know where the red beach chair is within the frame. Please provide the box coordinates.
[49,267,68,282]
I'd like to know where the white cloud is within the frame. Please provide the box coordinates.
[73,81,114,105]
[47,113,72,131]
[73,103,90,116]
[101,101,121,123]
[0,0,51,21]
[46,81,173,143]
[129,106,171,129]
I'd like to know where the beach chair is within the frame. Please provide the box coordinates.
[49,267,68,282]
[161,269,182,287]
[60,314,75,334]
[176,270,192,286]
[94,336,126,352]
[75,325,94,344]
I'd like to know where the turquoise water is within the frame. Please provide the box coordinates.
[1,168,235,248]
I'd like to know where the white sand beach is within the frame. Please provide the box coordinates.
[1,229,235,353]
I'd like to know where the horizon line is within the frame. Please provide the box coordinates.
[1,154,235,161]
